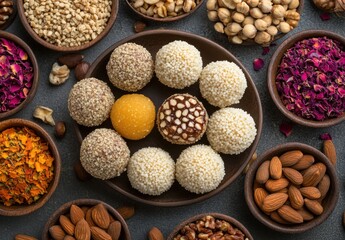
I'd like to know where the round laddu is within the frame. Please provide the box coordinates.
[207,108,257,155]
[199,61,247,108]
[68,78,115,127]
[175,145,225,194]
[127,147,175,196]
[106,42,154,92]
[155,40,203,89]
[157,93,208,145]
[80,128,130,180]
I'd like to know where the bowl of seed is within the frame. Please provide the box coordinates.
[0,31,39,119]
[126,0,203,22]
[0,118,61,216]
[17,0,119,52]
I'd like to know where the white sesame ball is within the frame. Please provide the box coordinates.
[68,78,115,127]
[127,147,175,196]
[106,43,154,92]
[207,108,256,155]
[176,145,225,194]
[155,40,203,89]
[80,128,130,180]
[199,61,247,108]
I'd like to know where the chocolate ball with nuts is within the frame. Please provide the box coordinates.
[157,94,208,145]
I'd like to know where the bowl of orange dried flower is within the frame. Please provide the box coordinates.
[0,118,61,216]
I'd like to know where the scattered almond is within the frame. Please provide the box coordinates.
[269,156,282,180]
[291,155,315,170]
[70,204,85,225]
[288,185,304,210]
[49,225,66,240]
[107,221,121,240]
[75,219,91,240]
[323,140,336,166]
[116,206,135,220]
[277,205,303,224]
[296,207,314,221]
[255,160,270,184]
[262,193,288,212]
[304,199,324,215]
[300,187,321,200]
[59,215,75,236]
[90,226,112,240]
[265,178,289,192]
[92,204,110,229]
[283,167,303,185]
[317,174,330,201]
[14,234,38,240]
[254,188,268,207]
[148,227,164,240]
[279,150,303,167]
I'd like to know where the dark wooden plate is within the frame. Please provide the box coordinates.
[75,29,263,207]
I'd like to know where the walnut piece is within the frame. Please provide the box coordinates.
[49,62,70,85]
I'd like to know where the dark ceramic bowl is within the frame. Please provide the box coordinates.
[42,199,131,240]
[167,212,253,240]
[126,0,203,22]
[244,142,339,234]
[0,118,61,216]
[0,31,39,119]
[17,0,119,52]
[75,29,263,207]
[268,30,345,127]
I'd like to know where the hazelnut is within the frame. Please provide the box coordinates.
[55,121,66,138]
[134,21,146,33]
[57,54,84,68]
[75,61,90,81]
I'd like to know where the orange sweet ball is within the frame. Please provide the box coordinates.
[110,94,156,140]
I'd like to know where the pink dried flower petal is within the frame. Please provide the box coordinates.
[320,13,331,21]
[319,133,332,140]
[253,58,264,71]
[279,122,293,137]
[18,48,28,61]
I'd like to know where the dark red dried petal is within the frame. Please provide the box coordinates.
[279,122,293,137]
[320,13,331,21]
[253,58,264,71]
[319,133,332,140]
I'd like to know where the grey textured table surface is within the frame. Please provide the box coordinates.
[1,0,345,239]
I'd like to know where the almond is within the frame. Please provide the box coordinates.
[323,140,336,166]
[116,206,135,220]
[265,178,289,192]
[85,208,96,227]
[302,166,320,187]
[277,205,303,224]
[313,163,327,186]
[59,215,75,236]
[256,160,270,184]
[300,187,321,200]
[81,207,89,216]
[269,156,282,180]
[254,188,268,207]
[276,188,288,194]
[317,174,330,201]
[70,204,85,225]
[296,207,314,221]
[288,185,304,210]
[291,154,315,170]
[49,225,66,240]
[270,211,290,224]
[15,234,38,240]
[262,193,288,212]
[92,204,110,229]
[75,219,90,240]
[283,167,303,185]
[64,236,76,240]
[148,227,164,240]
[90,226,112,240]
[304,199,324,215]
[107,221,121,240]
[279,150,303,167]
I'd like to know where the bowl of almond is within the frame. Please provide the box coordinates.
[42,199,131,240]
[244,142,339,233]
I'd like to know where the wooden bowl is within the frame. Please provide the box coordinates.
[17,0,119,52]
[268,30,345,127]
[167,212,253,240]
[0,118,61,216]
[0,0,17,30]
[244,142,339,234]
[126,0,203,22]
[75,29,263,207]
[0,31,39,119]
[41,199,131,240]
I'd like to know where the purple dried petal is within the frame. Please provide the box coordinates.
[253,58,264,71]
[320,133,332,140]
[9,85,21,92]
[279,122,293,137]
[320,13,331,21]
[262,47,270,55]
[11,64,21,75]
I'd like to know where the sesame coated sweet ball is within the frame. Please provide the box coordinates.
[155,40,203,89]
[110,94,155,140]
[68,78,115,127]
[106,42,154,92]
[207,108,256,155]
[127,147,175,196]
[80,128,130,180]
[199,61,247,108]
[175,145,225,194]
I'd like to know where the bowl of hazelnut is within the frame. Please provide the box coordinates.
[244,142,339,233]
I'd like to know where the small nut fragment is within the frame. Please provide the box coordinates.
[54,121,66,138]
[33,106,55,126]
[14,234,38,240]
[49,62,70,85]
[214,22,225,33]
[75,61,90,81]
[134,21,146,33]
[148,227,164,240]
[57,54,84,68]
[116,206,135,220]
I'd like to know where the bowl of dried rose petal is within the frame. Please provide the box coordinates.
[167,213,253,240]
[268,30,345,128]
[0,31,39,119]
[0,118,61,216]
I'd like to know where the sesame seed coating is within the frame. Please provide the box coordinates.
[175,145,225,194]
[80,128,130,180]
[106,43,154,92]
[207,108,256,155]
[68,78,115,127]
[199,61,247,108]
[155,40,203,89]
[127,147,175,196]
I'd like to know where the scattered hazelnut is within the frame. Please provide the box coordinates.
[55,121,66,138]
[75,61,90,81]
[134,21,146,33]
[57,53,84,68]
[74,160,92,181]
